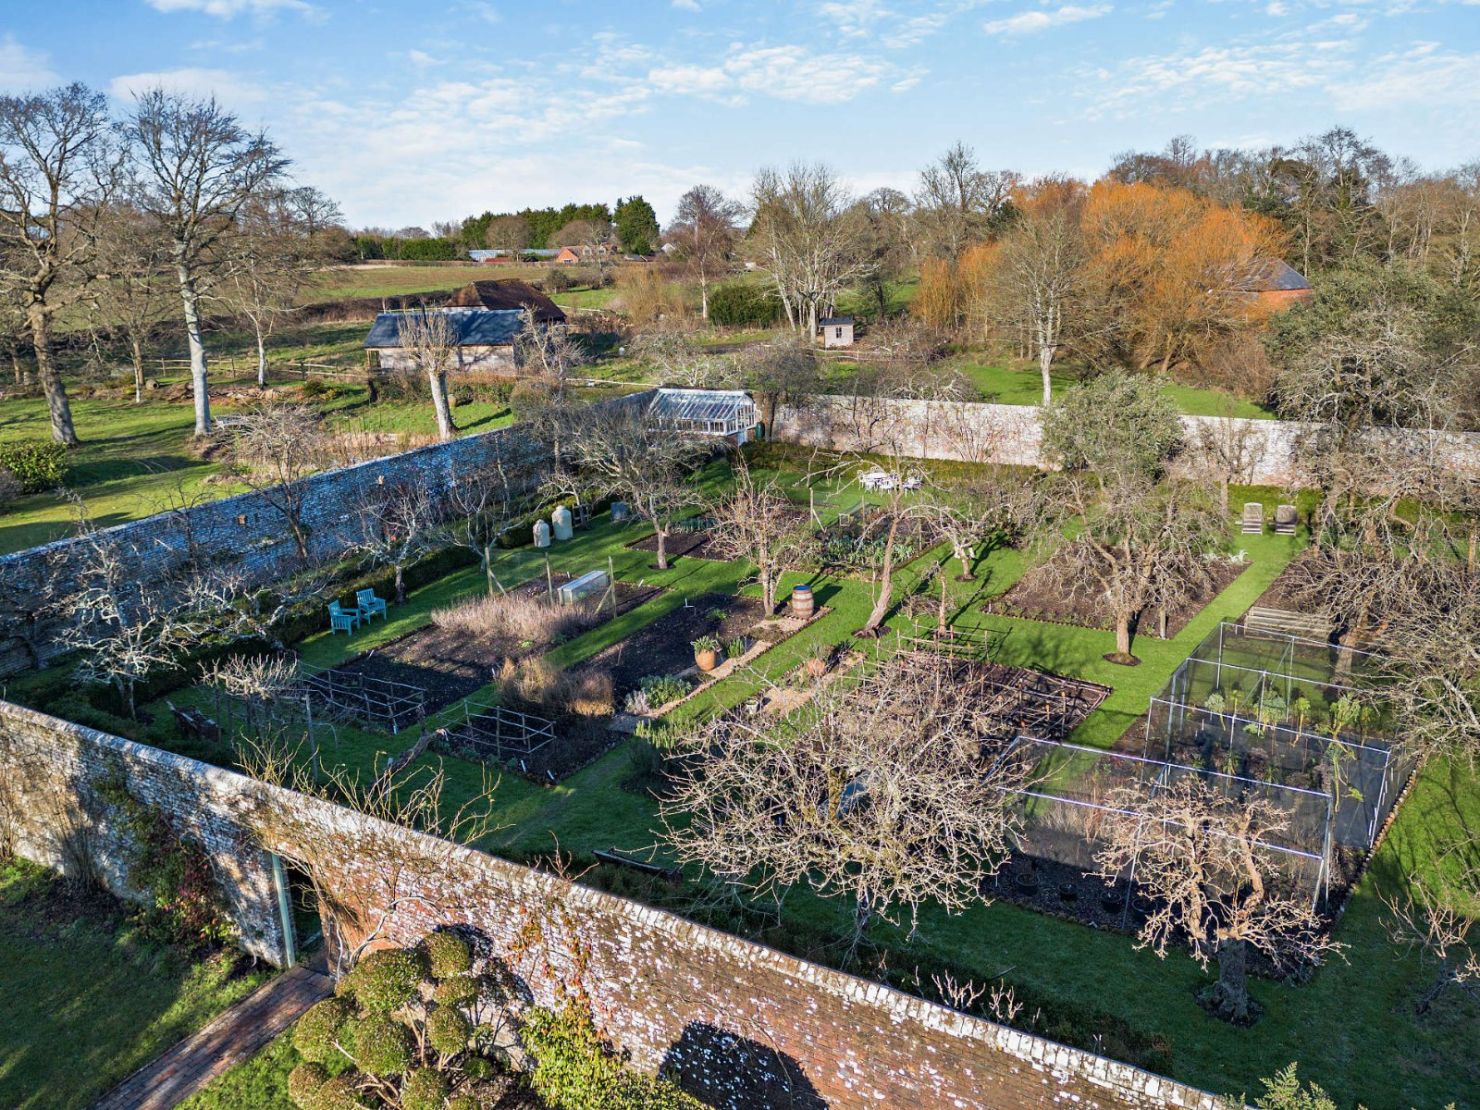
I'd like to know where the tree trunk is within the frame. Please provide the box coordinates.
[655,526,669,571]
[27,305,79,446]
[176,263,213,436]
[255,328,268,389]
[699,272,709,320]
[427,370,455,441]
[1206,938,1251,1023]
[1038,344,1054,407]
[1114,611,1134,659]
[861,516,900,635]
[394,563,406,604]
[130,335,146,404]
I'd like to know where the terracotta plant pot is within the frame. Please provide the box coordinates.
[695,649,719,673]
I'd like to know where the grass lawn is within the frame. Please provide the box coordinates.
[174,1032,301,1110]
[960,361,1275,419]
[303,263,512,302]
[0,384,517,556]
[0,859,274,1110]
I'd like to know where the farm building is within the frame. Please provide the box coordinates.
[648,388,760,444]
[446,280,567,325]
[818,316,855,349]
[467,249,510,264]
[1238,260,1314,312]
[363,307,527,373]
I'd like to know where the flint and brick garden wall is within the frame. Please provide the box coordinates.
[0,699,1221,1110]
[773,393,1480,488]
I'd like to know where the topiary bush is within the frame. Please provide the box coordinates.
[293,998,353,1065]
[398,1067,451,1110]
[422,930,474,979]
[351,1014,415,1077]
[425,1005,472,1056]
[286,1061,330,1105]
[343,948,427,1013]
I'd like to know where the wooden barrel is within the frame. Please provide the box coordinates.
[790,584,815,619]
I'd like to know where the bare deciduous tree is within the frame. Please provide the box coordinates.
[221,186,341,388]
[92,203,172,403]
[749,163,871,336]
[126,89,288,436]
[352,479,441,604]
[1385,864,1480,1016]
[395,307,459,441]
[668,184,742,319]
[0,83,123,444]
[913,141,1017,258]
[228,403,325,560]
[660,653,1026,961]
[1093,776,1337,1023]
[707,456,813,613]
[563,410,709,571]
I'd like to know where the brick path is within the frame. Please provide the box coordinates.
[93,963,330,1110]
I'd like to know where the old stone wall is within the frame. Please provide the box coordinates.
[773,393,1480,488]
[0,389,655,676]
[0,698,1222,1110]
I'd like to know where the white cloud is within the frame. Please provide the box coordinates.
[647,43,899,104]
[145,0,318,16]
[672,0,702,10]
[984,4,1112,35]
[1327,42,1480,109]
[816,0,994,49]
[0,34,59,91]
[108,67,269,106]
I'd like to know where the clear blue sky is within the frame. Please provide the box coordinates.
[4,0,1476,229]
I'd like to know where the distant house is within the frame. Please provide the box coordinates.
[817,316,854,349]
[363,308,527,374]
[1238,260,1314,312]
[553,245,582,265]
[446,280,567,326]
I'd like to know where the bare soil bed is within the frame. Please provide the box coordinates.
[575,592,770,698]
[814,509,944,576]
[329,574,663,716]
[984,554,1247,639]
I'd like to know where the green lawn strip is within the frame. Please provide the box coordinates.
[959,362,1274,419]
[0,859,274,1110]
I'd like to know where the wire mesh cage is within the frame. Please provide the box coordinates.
[1143,623,1412,852]
[997,736,1332,910]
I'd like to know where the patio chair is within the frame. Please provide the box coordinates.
[328,600,361,634]
[356,588,388,621]
[1240,502,1264,535]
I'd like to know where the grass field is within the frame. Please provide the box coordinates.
[87,455,1472,1108]
[959,361,1275,418]
[0,383,516,555]
[304,263,619,313]
[0,859,273,1110]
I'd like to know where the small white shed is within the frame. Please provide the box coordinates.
[818,316,854,349]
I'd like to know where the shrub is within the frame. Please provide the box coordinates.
[522,1004,704,1110]
[294,998,353,1064]
[0,440,68,493]
[300,378,331,399]
[287,1061,330,1106]
[425,1005,472,1055]
[708,282,780,328]
[351,1014,415,1077]
[421,931,473,980]
[432,972,479,1008]
[623,674,692,714]
[309,1073,368,1110]
[542,266,574,294]
[497,659,613,717]
[399,1067,451,1110]
[431,591,598,645]
[345,948,427,1013]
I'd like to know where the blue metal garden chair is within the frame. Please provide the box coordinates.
[356,588,388,621]
[328,600,361,634]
